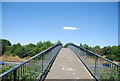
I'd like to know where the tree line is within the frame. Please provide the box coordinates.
[0,39,119,62]
[0,39,55,58]
[79,43,120,62]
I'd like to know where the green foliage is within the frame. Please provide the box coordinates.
[11,43,22,53]
[111,46,118,55]
[82,44,90,50]
[2,65,15,73]
[94,46,101,55]
[99,69,120,80]
[1,39,54,58]
[0,39,11,46]
[26,43,36,48]
[64,43,74,48]
[1,39,120,62]
[80,43,120,62]
[106,54,116,61]
[80,44,95,52]
[15,46,28,58]
[55,40,62,44]
[0,45,2,56]
[101,46,112,55]
[37,41,43,48]
[28,47,41,57]
[0,39,11,55]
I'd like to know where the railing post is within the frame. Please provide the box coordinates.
[94,56,98,77]
[13,69,17,81]
[41,53,43,72]
[116,66,119,80]
[40,53,44,81]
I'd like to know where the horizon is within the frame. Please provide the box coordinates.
[2,2,118,47]
[1,38,118,48]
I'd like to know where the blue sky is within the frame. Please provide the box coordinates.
[2,2,118,47]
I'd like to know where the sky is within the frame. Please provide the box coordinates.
[2,2,118,47]
[2,0,120,2]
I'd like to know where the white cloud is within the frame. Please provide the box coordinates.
[63,27,80,30]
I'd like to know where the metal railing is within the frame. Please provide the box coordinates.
[0,44,62,81]
[68,44,120,81]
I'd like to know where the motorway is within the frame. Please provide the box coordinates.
[0,62,21,74]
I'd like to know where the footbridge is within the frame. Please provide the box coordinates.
[0,44,120,81]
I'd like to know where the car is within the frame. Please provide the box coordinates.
[0,62,5,65]
[103,63,110,67]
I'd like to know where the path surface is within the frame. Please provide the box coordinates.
[46,48,94,80]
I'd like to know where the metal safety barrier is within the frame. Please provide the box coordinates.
[68,44,120,81]
[0,44,62,81]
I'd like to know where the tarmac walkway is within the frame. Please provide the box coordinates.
[46,48,94,80]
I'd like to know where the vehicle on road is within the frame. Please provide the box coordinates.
[0,62,5,65]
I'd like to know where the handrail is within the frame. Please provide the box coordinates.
[68,44,120,80]
[69,44,120,66]
[0,44,62,81]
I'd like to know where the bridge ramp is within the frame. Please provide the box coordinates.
[46,48,94,80]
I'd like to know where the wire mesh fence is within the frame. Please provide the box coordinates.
[0,44,62,81]
[68,44,120,81]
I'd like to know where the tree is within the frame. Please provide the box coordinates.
[89,46,95,52]
[0,39,11,46]
[101,46,111,55]
[4,46,12,56]
[56,40,62,44]
[64,43,74,48]
[15,46,27,58]
[79,43,95,52]
[10,43,22,54]
[106,54,116,61]
[28,47,40,57]
[82,44,91,50]
[80,43,83,47]
[44,41,54,47]
[0,39,12,55]
[95,46,101,55]
[0,44,2,56]
[111,46,118,55]
[26,43,36,48]
[117,45,120,58]
[111,46,119,62]
[37,41,43,48]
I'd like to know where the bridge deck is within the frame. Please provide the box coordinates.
[46,48,94,79]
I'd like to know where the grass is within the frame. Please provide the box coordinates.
[0,55,31,62]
